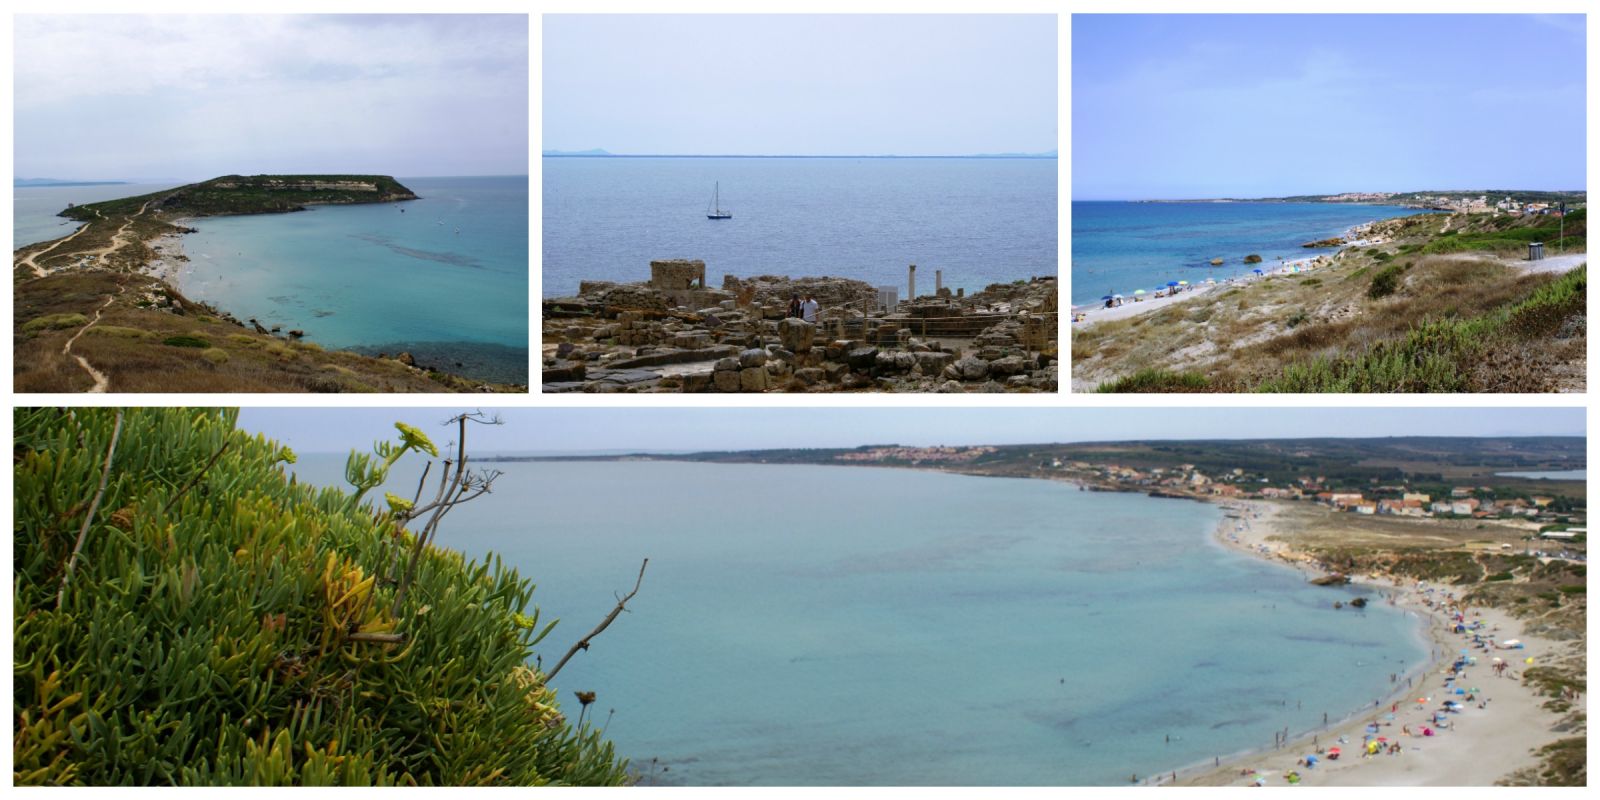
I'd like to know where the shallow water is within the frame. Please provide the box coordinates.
[290,456,1426,786]
[1070,201,1434,304]
[1495,469,1586,481]
[542,157,1058,297]
[174,175,528,383]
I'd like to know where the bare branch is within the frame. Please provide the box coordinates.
[57,410,125,610]
[546,558,649,680]
[162,440,230,514]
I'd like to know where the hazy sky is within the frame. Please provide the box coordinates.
[238,407,1584,455]
[543,14,1057,156]
[1073,14,1587,199]
[14,15,529,182]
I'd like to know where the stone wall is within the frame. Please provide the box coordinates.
[650,259,706,290]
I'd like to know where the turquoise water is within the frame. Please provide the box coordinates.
[1070,201,1435,304]
[13,182,183,247]
[176,175,527,384]
[543,157,1058,297]
[290,456,1427,786]
[1496,469,1586,481]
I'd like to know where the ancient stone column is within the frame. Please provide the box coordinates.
[908,264,916,302]
[935,269,943,294]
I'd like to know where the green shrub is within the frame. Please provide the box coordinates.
[12,408,629,786]
[1098,368,1213,393]
[1368,263,1407,299]
[22,313,88,332]
[227,334,261,346]
[1287,309,1309,328]
[163,335,210,348]
[201,348,229,365]
[1299,278,1322,288]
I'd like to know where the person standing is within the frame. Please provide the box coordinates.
[786,294,802,319]
[801,294,819,324]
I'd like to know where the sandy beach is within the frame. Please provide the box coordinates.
[1157,499,1576,787]
[1072,255,1330,328]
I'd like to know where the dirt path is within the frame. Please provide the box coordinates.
[62,285,124,393]
[15,209,100,278]
[15,199,155,279]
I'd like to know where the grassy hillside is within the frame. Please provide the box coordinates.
[1076,211,1587,393]
[14,408,626,785]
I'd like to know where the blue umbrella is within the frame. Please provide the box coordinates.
[1166,281,1179,287]
[1252,269,1264,275]
[1101,295,1114,301]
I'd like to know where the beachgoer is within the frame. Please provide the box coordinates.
[786,294,802,318]
[801,294,819,324]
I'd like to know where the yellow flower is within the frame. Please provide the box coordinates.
[384,492,414,515]
[279,446,298,464]
[394,422,438,457]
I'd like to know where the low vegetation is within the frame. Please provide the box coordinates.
[14,408,628,786]
[1074,207,1587,393]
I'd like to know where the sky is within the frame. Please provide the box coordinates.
[238,407,1585,455]
[1073,14,1587,200]
[543,14,1057,156]
[14,15,529,182]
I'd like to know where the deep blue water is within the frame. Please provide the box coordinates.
[290,455,1427,786]
[1070,201,1432,304]
[542,157,1058,296]
[176,176,528,384]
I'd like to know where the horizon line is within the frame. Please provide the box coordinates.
[1076,189,1588,202]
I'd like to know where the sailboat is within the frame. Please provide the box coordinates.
[706,182,732,219]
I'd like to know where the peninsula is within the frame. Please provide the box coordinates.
[14,175,520,393]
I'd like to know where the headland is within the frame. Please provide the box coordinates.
[13,175,523,393]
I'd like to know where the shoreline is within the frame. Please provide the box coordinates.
[1160,497,1567,786]
[1070,211,1406,327]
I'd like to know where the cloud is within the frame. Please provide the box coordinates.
[14,15,528,179]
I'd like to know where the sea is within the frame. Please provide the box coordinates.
[1070,201,1434,305]
[12,177,529,385]
[542,157,1058,297]
[1495,470,1586,481]
[290,455,1428,786]
[13,182,183,247]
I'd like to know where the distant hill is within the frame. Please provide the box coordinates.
[61,174,418,220]
[15,178,129,187]
[540,148,1055,158]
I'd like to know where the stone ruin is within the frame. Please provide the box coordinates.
[542,260,1058,394]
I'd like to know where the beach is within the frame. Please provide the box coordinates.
[1164,499,1577,787]
[1072,255,1329,328]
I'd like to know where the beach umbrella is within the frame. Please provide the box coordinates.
[1252,268,1264,275]
[1178,280,1189,285]
[1166,281,1179,287]
[1133,288,1146,295]
[1112,294,1124,299]
[1100,295,1113,301]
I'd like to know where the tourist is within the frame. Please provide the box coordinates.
[787,294,802,318]
[801,294,820,323]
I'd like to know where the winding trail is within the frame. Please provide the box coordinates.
[61,285,125,393]
[15,210,100,278]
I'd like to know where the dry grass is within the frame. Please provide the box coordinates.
[1077,239,1584,393]
[14,267,524,393]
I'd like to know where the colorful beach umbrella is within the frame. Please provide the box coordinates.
[1166,281,1179,287]
[1178,280,1189,285]
[1133,288,1146,295]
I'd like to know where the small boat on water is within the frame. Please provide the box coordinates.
[706,182,732,219]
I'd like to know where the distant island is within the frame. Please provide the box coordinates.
[15,178,130,188]
[14,174,520,393]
